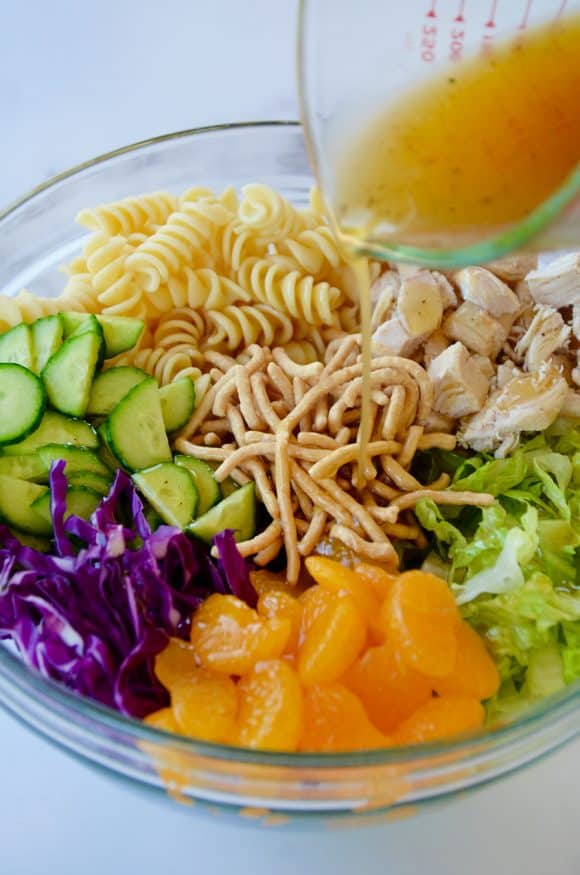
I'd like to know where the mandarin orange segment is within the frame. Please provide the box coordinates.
[154,637,199,690]
[381,571,460,677]
[190,593,291,675]
[432,621,500,700]
[235,659,303,751]
[305,556,381,625]
[344,642,433,733]
[298,584,338,636]
[299,684,388,752]
[298,595,366,687]
[144,706,181,734]
[257,590,302,655]
[355,563,398,601]
[171,671,238,743]
[392,696,485,745]
[250,569,298,597]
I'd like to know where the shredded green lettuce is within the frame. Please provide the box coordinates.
[414,421,580,717]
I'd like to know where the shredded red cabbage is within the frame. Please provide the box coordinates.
[0,465,256,718]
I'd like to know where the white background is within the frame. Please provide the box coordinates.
[0,2,578,873]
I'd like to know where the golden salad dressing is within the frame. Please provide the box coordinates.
[332,16,580,476]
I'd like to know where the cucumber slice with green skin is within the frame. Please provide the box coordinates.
[31,485,102,527]
[133,463,199,529]
[42,330,103,417]
[220,477,241,499]
[62,312,144,357]
[174,455,220,517]
[37,444,111,477]
[67,470,112,496]
[106,377,172,471]
[0,476,52,535]
[0,323,34,370]
[31,314,64,374]
[186,482,255,544]
[87,366,148,416]
[69,314,105,369]
[0,454,49,482]
[144,505,163,532]
[0,363,46,445]
[97,422,122,472]
[3,411,98,455]
[159,377,196,433]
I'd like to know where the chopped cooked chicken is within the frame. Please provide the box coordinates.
[397,272,443,338]
[483,254,538,283]
[454,267,519,317]
[370,270,400,330]
[513,279,535,328]
[572,357,580,388]
[525,253,580,308]
[428,342,490,418]
[443,301,507,358]
[560,389,580,419]
[423,330,449,367]
[372,314,423,357]
[432,271,458,310]
[471,354,495,380]
[423,410,455,433]
[460,364,568,454]
[495,362,522,389]
[573,305,580,341]
[514,305,570,371]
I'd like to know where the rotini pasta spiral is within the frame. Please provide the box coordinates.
[76,192,179,236]
[218,219,268,274]
[237,256,343,326]
[125,200,232,292]
[281,225,343,278]
[280,339,321,365]
[203,304,294,352]
[82,233,146,318]
[56,273,100,313]
[237,184,316,242]
[161,266,250,311]
[0,290,58,331]
[113,345,202,386]
[153,307,206,350]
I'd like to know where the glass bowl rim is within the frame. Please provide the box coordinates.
[0,119,578,771]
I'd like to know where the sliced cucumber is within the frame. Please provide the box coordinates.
[144,506,163,532]
[159,377,196,433]
[106,378,171,471]
[174,455,220,517]
[37,444,111,477]
[133,462,198,528]
[87,366,148,416]
[97,422,122,472]
[31,314,64,374]
[62,312,144,357]
[67,471,112,496]
[220,477,241,499]
[0,454,49,482]
[0,476,52,536]
[186,482,255,544]
[68,314,105,369]
[42,330,103,417]
[0,364,46,446]
[31,486,101,526]
[3,411,98,455]
[0,323,34,370]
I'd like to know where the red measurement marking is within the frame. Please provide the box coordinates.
[486,0,498,27]
[454,0,466,22]
[555,0,568,19]
[426,0,437,18]
[518,0,533,30]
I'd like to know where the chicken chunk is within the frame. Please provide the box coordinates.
[514,305,570,371]
[443,301,507,358]
[460,364,568,454]
[572,305,580,341]
[397,272,443,338]
[423,330,449,367]
[483,254,538,283]
[454,267,519,317]
[427,342,490,418]
[525,252,580,308]
[370,270,400,330]
[560,389,580,419]
[432,271,458,310]
[372,315,422,357]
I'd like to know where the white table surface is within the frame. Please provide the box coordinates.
[0,2,578,873]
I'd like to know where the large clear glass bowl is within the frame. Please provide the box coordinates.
[0,122,578,824]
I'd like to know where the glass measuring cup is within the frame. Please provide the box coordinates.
[298,0,580,268]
